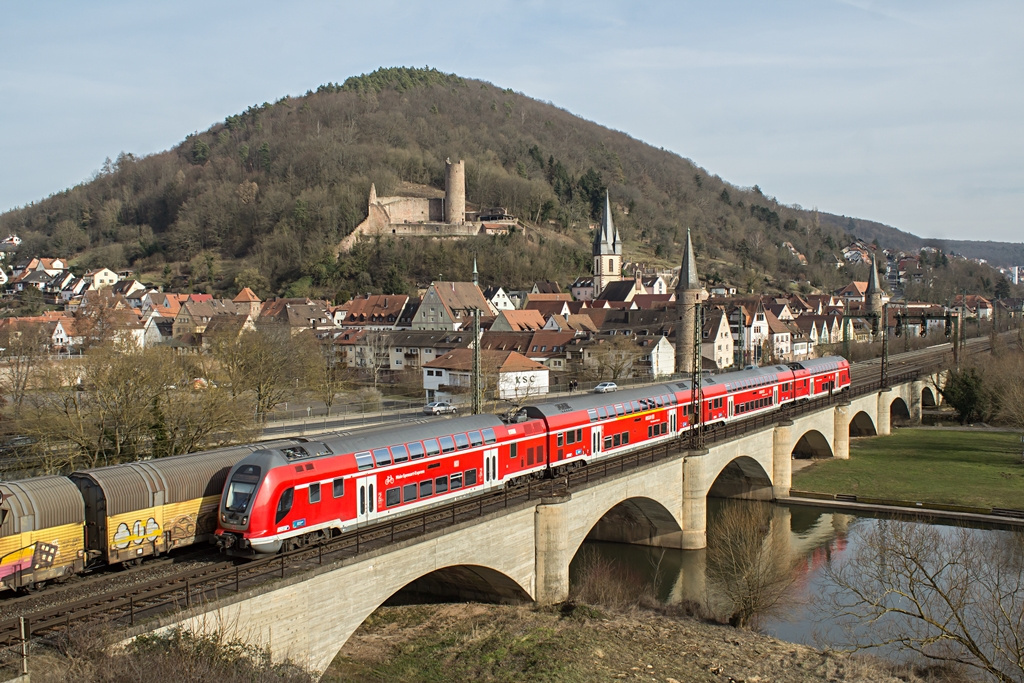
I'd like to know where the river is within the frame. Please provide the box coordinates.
[569,500,1020,652]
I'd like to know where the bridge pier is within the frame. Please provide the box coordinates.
[911,381,924,423]
[876,389,892,436]
[534,494,572,604]
[833,403,851,460]
[772,421,793,497]
[682,449,710,549]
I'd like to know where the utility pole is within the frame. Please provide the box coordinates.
[688,300,704,450]
[842,300,850,359]
[471,257,482,414]
[880,302,889,387]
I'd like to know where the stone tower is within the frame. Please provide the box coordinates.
[444,158,466,225]
[866,253,884,324]
[592,191,622,295]
[675,228,701,375]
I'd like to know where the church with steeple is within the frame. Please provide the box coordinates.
[592,191,622,294]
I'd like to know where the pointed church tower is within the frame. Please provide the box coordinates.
[675,228,701,375]
[592,191,622,295]
[368,182,377,207]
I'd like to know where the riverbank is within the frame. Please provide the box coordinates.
[325,603,915,683]
[791,427,1024,510]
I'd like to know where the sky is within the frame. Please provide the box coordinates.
[1,0,1021,243]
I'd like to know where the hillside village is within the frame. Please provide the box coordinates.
[1,190,1020,409]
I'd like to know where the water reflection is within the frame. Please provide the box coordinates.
[569,499,1011,649]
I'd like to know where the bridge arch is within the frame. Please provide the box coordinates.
[889,396,912,425]
[921,385,937,407]
[791,429,833,459]
[577,495,683,557]
[707,455,773,500]
[848,410,877,436]
[387,564,533,605]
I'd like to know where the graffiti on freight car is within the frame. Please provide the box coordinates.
[113,517,160,549]
[0,540,58,579]
[166,514,196,541]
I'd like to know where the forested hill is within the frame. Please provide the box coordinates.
[0,67,1015,302]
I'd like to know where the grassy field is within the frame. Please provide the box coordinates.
[791,428,1024,510]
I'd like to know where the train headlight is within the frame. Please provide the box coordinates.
[221,514,226,523]
[242,517,248,525]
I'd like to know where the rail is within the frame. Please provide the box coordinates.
[0,338,990,652]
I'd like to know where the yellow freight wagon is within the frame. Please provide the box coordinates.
[70,444,275,565]
[0,476,86,591]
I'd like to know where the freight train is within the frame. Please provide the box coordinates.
[0,356,849,590]
[215,357,849,555]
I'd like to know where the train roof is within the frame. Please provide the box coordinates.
[706,365,792,391]
[313,415,506,456]
[0,475,84,535]
[791,355,848,371]
[520,383,687,421]
[69,442,296,516]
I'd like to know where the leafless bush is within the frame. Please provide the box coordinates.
[30,625,315,683]
[570,548,655,609]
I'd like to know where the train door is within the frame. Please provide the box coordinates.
[773,386,778,406]
[669,411,676,434]
[592,426,603,456]
[727,396,734,419]
[483,448,499,486]
[356,475,376,524]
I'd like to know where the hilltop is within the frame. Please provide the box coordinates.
[0,66,1018,302]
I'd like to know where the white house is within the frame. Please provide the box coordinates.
[422,348,549,403]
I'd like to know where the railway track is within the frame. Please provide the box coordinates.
[0,337,998,656]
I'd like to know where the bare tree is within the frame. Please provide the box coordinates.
[704,501,798,628]
[0,321,51,416]
[212,326,305,421]
[360,329,393,391]
[585,334,641,381]
[295,332,349,415]
[821,519,1024,683]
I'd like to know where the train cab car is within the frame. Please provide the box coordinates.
[791,356,850,397]
[515,383,686,472]
[69,442,277,565]
[0,476,86,591]
[216,416,510,556]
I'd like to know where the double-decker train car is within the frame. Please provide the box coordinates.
[216,356,850,556]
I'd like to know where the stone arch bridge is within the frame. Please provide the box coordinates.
[137,374,942,676]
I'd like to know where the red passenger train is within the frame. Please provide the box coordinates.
[215,356,849,555]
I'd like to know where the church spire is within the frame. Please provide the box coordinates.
[677,228,700,292]
[472,256,479,287]
[866,253,881,296]
[592,190,621,257]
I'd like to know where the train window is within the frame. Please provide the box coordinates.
[465,469,478,486]
[588,409,599,422]
[661,423,668,435]
[333,478,344,498]
[439,436,456,453]
[355,451,374,470]
[510,442,518,459]
[604,436,613,449]
[575,428,582,442]
[597,406,608,419]
[435,476,448,494]
[538,445,544,460]
[469,431,483,447]
[654,396,663,408]
[408,442,425,460]
[622,432,629,444]
[451,472,463,490]
[274,487,294,524]
[386,488,400,507]
[623,402,633,415]
[308,483,321,504]
[613,434,621,447]
[482,428,497,444]
[403,483,417,503]
[225,480,257,513]
[420,480,433,497]
[614,404,625,416]
[392,445,409,463]
[454,433,470,450]
[373,448,392,467]
[557,433,564,447]
[424,439,441,457]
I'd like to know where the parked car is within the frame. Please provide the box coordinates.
[423,401,458,415]
[593,382,618,394]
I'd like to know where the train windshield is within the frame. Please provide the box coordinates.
[225,464,262,513]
